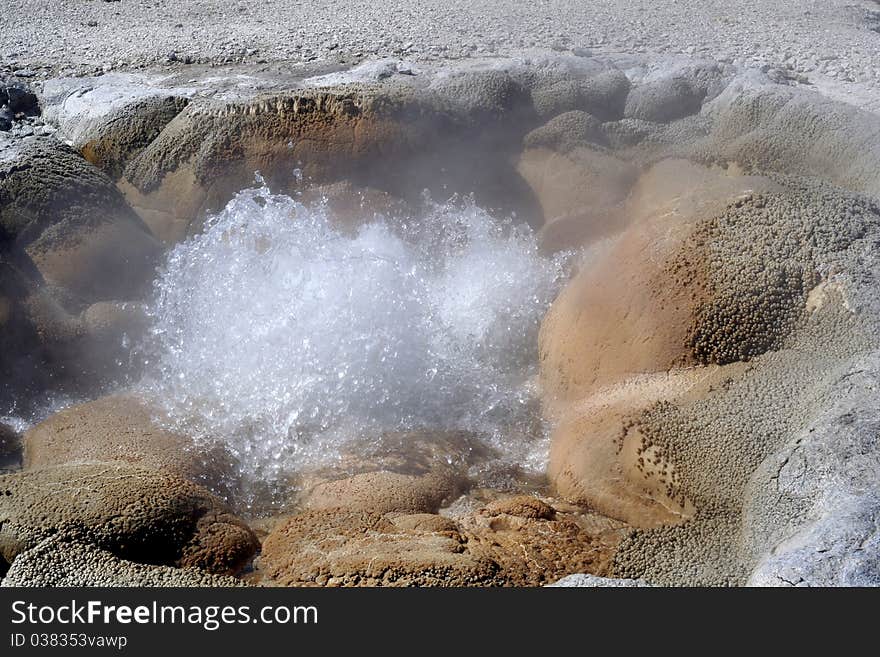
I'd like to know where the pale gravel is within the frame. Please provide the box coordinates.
[2,1,880,109]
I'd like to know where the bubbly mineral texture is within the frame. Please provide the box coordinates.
[0,463,258,575]
[23,394,239,500]
[549,574,651,587]
[540,137,880,583]
[259,496,623,586]
[2,536,245,587]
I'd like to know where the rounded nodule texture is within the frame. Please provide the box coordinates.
[303,470,458,515]
[0,463,258,575]
[541,157,880,582]
[2,535,245,587]
[259,496,622,587]
[23,394,239,499]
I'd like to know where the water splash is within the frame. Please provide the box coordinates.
[140,181,570,504]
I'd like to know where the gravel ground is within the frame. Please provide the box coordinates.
[2,1,880,108]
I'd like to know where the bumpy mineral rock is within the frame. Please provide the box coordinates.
[0,136,163,303]
[539,159,781,406]
[549,573,651,587]
[40,76,189,179]
[0,463,258,575]
[699,78,880,198]
[23,394,239,498]
[529,66,631,121]
[541,156,880,581]
[2,536,246,587]
[260,495,623,587]
[624,62,730,123]
[303,470,457,515]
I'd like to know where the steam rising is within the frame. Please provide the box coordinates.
[141,181,569,502]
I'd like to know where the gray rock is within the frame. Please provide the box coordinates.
[700,78,880,198]
[523,110,609,151]
[39,75,191,179]
[1,79,38,115]
[548,574,652,587]
[624,62,731,123]
[430,68,530,119]
[744,352,880,587]
[531,68,630,121]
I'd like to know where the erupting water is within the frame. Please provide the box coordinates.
[140,180,570,507]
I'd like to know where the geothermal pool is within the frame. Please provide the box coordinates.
[3,53,880,587]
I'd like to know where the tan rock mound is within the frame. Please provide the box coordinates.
[303,470,457,515]
[458,498,623,585]
[0,137,163,304]
[540,155,880,579]
[547,369,739,527]
[23,394,238,498]
[2,535,245,587]
[0,463,258,575]
[259,496,624,587]
[120,90,422,243]
[483,494,556,520]
[261,509,499,587]
[539,159,780,406]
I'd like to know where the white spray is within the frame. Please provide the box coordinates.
[141,180,570,506]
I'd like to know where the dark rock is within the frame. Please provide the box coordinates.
[5,82,38,115]
[0,423,21,470]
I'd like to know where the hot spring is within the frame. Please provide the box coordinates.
[5,54,880,586]
[137,179,572,508]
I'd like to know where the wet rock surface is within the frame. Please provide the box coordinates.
[0,423,20,471]
[2,536,245,587]
[0,463,258,575]
[23,394,239,499]
[259,495,623,586]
